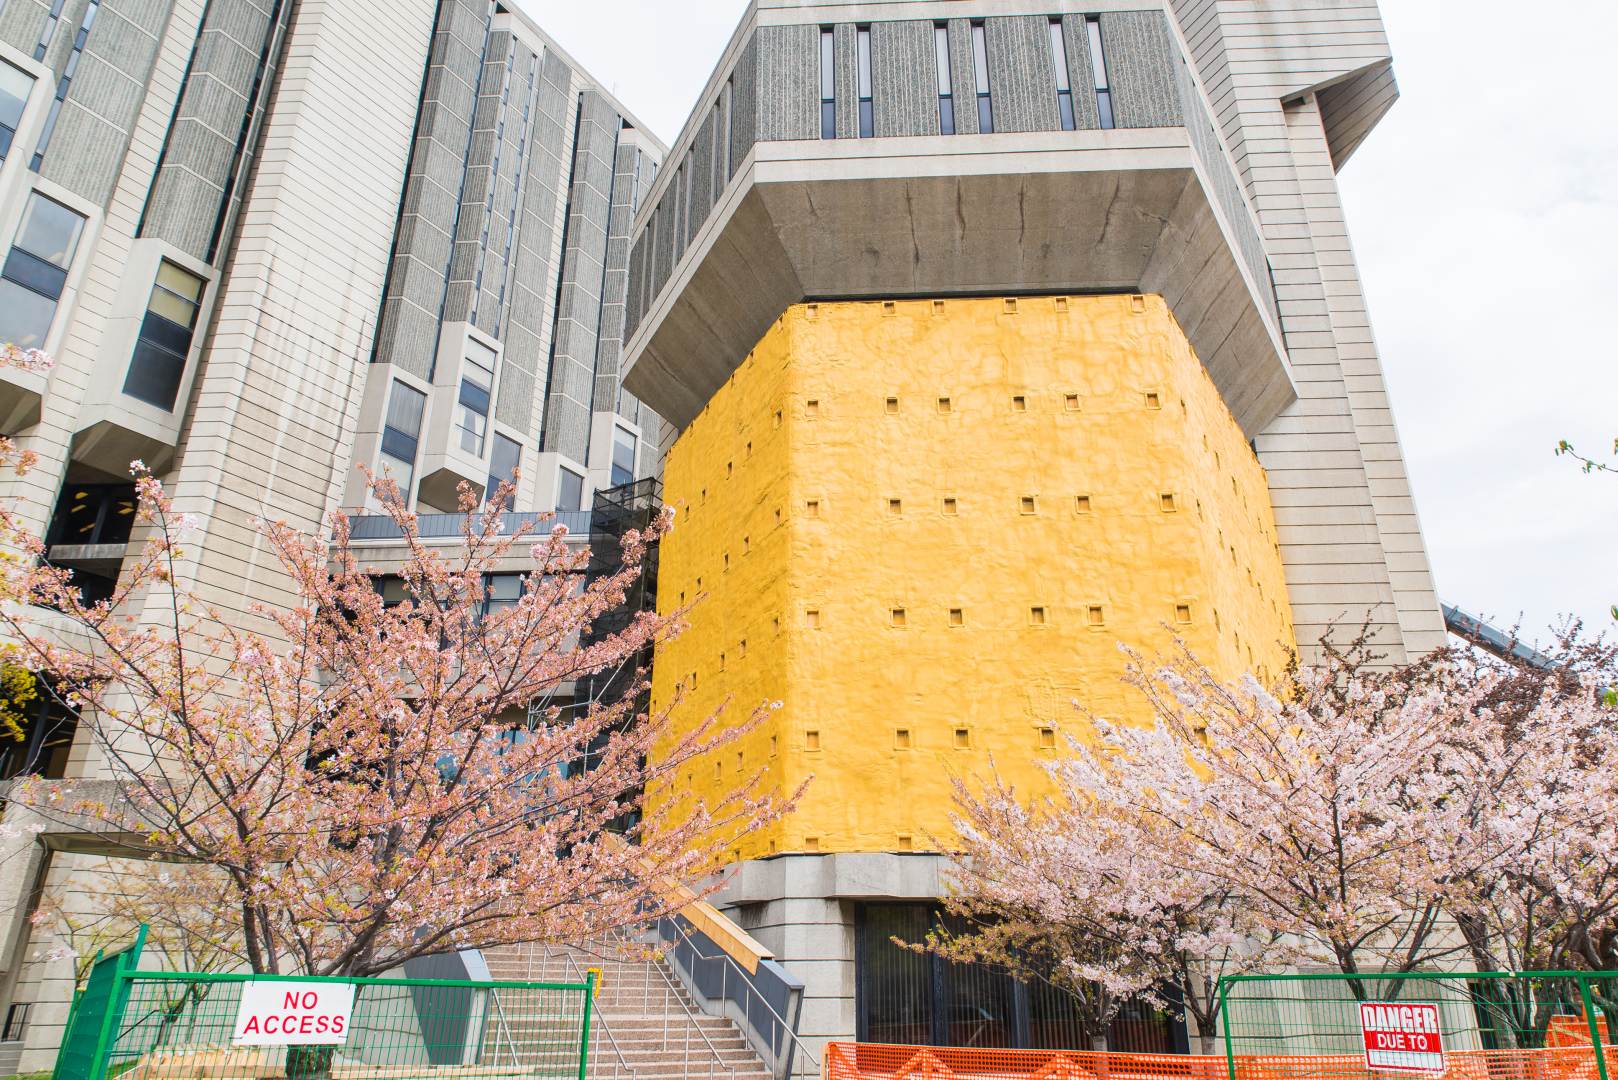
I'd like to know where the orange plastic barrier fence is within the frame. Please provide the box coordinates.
[825,1040,1616,1080]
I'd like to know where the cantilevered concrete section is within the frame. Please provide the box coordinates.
[620,3,1294,436]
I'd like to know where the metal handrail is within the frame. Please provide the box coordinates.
[523,941,642,1080]
[486,985,521,1067]
[639,932,741,1079]
[660,919,821,1075]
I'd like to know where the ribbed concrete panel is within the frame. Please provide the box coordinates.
[39,0,168,207]
[651,193,674,304]
[443,29,508,329]
[0,0,50,53]
[833,23,858,140]
[983,16,1058,135]
[945,19,978,135]
[372,0,487,379]
[1318,60,1398,169]
[1058,15,1102,130]
[541,91,621,461]
[753,25,815,143]
[500,42,572,430]
[1100,11,1182,129]
[142,0,277,259]
[495,360,535,433]
[626,233,649,339]
[688,110,717,249]
[1172,54,1275,328]
[871,20,937,138]
[592,141,646,414]
[731,31,761,165]
[468,40,535,338]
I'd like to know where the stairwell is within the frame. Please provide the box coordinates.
[483,939,773,1080]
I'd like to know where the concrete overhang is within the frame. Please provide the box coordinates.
[622,130,1294,437]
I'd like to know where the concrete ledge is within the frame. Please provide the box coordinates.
[622,134,1293,437]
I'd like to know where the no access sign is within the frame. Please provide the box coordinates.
[1360,1002,1445,1073]
[231,981,356,1045]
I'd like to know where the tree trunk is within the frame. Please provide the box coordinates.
[285,1044,337,1080]
[1199,1033,1218,1056]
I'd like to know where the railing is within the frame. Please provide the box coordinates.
[516,940,643,1080]
[658,915,816,1080]
[346,510,594,541]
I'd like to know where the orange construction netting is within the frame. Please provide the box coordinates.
[824,1036,1617,1080]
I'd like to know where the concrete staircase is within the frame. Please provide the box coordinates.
[483,939,772,1080]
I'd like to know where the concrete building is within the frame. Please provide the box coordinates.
[631,0,1441,1062]
[0,0,1444,1071]
[0,1,661,1069]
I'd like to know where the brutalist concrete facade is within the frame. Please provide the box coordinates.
[619,0,1443,1065]
[0,1,661,1069]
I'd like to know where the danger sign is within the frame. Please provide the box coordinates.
[1360,1001,1445,1073]
[231,982,356,1045]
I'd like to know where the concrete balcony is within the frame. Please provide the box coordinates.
[0,364,47,433]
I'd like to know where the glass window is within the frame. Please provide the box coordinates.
[1049,19,1075,131]
[375,575,412,608]
[557,466,584,512]
[1087,16,1114,130]
[484,573,522,617]
[934,25,955,135]
[971,22,993,134]
[0,191,85,348]
[819,28,835,139]
[0,60,32,161]
[856,27,873,138]
[487,432,520,503]
[610,427,636,486]
[123,261,205,409]
[14,191,84,267]
[379,380,426,494]
[457,338,495,456]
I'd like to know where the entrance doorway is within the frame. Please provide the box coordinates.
[853,903,1186,1052]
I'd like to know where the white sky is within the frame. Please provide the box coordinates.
[521,0,1618,644]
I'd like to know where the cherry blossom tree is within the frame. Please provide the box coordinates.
[1,450,790,979]
[940,628,1618,1032]
[930,764,1285,1052]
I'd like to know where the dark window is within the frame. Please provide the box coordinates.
[3,1002,29,1041]
[1087,17,1114,130]
[46,482,137,548]
[377,572,525,621]
[0,60,32,160]
[557,466,583,511]
[971,22,993,134]
[0,690,77,781]
[487,432,521,503]
[856,26,873,138]
[1048,19,1075,131]
[458,339,495,455]
[43,481,135,606]
[610,427,636,486]
[30,0,99,171]
[123,261,204,409]
[819,28,835,139]
[855,903,1186,1051]
[484,573,521,617]
[934,24,955,135]
[379,380,426,495]
[0,191,85,348]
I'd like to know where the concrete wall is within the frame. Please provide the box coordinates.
[1164,1,1444,660]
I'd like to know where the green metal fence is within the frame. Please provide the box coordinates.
[51,944,595,1080]
[1219,972,1617,1080]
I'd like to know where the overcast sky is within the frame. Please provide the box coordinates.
[522,0,1618,645]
